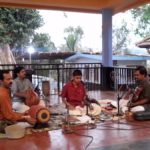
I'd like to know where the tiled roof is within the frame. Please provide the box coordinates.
[136,37,150,49]
[65,52,150,62]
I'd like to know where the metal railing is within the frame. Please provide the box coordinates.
[0,63,135,94]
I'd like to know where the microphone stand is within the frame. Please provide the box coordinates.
[84,95,94,117]
[62,107,73,134]
[86,103,89,116]
[116,93,123,116]
[116,85,127,116]
[84,95,89,116]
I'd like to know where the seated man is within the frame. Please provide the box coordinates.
[120,66,150,113]
[0,70,35,133]
[11,66,45,113]
[61,69,101,117]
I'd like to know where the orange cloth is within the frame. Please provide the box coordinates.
[25,89,40,107]
[0,87,23,122]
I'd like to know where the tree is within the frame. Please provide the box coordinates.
[0,8,43,53]
[64,26,84,52]
[32,33,56,52]
[112,21,130,55]
[131,4,150,38]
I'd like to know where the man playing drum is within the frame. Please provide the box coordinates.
[11,66,45,113]
[0,70,36,133]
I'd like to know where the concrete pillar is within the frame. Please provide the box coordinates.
[102,9,113,67]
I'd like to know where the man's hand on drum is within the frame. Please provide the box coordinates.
[22,115,36,125]
[26,116,36,125]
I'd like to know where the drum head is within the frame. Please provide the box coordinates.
[37,109,50,123]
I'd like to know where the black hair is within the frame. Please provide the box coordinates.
[0,70,10,80]
[14,66,25,74]
[13,66,25,78]
[135,66,147,77]
[72,69,82,76]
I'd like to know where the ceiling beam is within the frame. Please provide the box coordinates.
[0,0,149,14]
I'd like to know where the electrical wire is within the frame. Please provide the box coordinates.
[63,123,96,150]
[73,131,94,150]
[63,110,150,149]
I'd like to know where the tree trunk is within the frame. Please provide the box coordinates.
[0,44,16,65]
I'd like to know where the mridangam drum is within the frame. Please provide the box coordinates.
[28,105,50,123]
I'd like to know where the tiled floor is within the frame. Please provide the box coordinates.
[1,91,150,150]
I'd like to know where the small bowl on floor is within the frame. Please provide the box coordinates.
[5,124,25,139]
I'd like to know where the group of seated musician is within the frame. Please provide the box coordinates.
[1,65,150,133]
[61,66,150,120]
[0,67,47,133]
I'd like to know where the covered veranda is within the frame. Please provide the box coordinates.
[0,1,150,150]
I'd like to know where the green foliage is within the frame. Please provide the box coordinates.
[0,8,43,51]
[64,26,84,52]
[131,4,150,37]
[32,33,56,52]
[112,21,129,54]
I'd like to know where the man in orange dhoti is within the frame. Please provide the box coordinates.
[0,70,35,133]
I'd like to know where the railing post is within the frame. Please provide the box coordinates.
[57,64,60,95]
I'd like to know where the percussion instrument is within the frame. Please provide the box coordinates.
[133,111,150,121]
[25,89,40,107]
[28,105,50,123]
[130,85,144,103]
[128,85,144,111]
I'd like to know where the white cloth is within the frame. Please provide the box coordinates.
[75,115,94,124]
[69,103,101,116]
[97,99,145,113]
[12,102,29,113]
[98,99,117,108]
[119,99,145,113]
[12,99,46,113]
